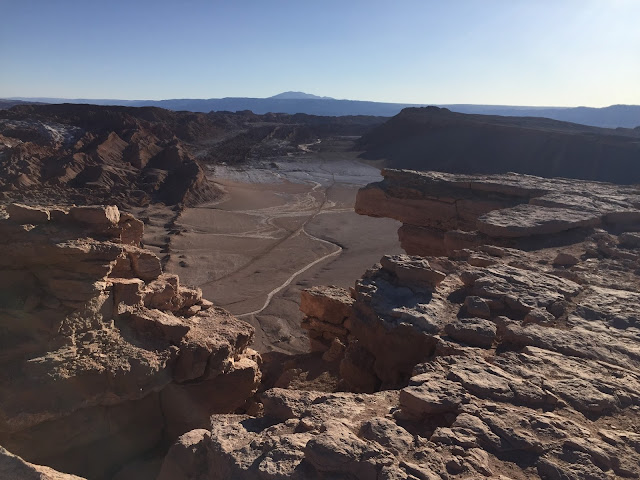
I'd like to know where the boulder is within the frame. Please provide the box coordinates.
[300,286,354,325]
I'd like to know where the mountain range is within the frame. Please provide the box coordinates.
[4,93,640,128]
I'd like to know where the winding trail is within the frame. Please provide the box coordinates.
[236,237,341,318]
[236,161,344,317]
[181,156,345,317]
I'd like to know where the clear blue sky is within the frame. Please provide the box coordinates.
[1,0,639,106]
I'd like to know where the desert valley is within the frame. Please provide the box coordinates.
[0,97,639,480]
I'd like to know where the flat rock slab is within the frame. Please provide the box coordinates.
[444,318,496,349]
[477,204,601,238]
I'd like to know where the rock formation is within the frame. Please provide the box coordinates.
[358,107,640,184]
[356,168,640,256]
[0,204,261,479]
[0,104,220,207]
[162,170,640,479]
[0,104,384,207]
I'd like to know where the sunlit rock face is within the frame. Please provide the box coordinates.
[0,204,260,479]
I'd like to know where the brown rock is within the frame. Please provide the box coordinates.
[157,429,209,480]
[118,212,144,246]
[463,296,491,318]
[444,318,496,349]
[69,205,120,226]
[553,252,579,266]
[0,447,86,480]
[400,379,469,417]
[110,277,144,308]
[300,286,353,325]
[322,338,346,363]
[523,308,556,325]
[380,254,446,287]
[127,246,162,282]
[6,203,50,224]
[0,206,259,479]
[477,204,601,238]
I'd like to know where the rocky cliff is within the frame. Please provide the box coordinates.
[358,107,640,184]
[162,171,640,479]
[0,204,261,479]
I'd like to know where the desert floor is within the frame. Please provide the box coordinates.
[139,143,401,353]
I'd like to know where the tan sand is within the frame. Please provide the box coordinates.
[161,153,402,353]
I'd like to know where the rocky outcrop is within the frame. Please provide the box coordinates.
[0,204,260,479]
[166,171,640,480]
[159,379,640,479]
[299,286,354,355]
[356,169,640,256]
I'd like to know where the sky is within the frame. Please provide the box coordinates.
[1,0,639,107]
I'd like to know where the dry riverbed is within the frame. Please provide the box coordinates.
[137,148,401,353]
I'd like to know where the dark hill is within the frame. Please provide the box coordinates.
[358,107,640,184]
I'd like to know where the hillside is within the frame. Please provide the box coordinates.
[358,107,640,184]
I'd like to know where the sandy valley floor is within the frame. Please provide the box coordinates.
[137,143,402,353]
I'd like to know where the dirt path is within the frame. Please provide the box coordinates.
[236,161,344,317]
[162,152,402,353]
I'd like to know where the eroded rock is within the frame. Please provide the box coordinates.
[0,205,260,479]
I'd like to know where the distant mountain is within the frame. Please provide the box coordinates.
[4,96,640,128]
[441,104,640,129]
[359,106,640,184]
[268,91,333,100]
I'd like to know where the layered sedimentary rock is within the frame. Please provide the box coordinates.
[356,168,640,256]
[0,204,260,479]
[164,171,640,479]
[0,104,385,208]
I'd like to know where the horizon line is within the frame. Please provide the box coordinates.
[4,95,636,110]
